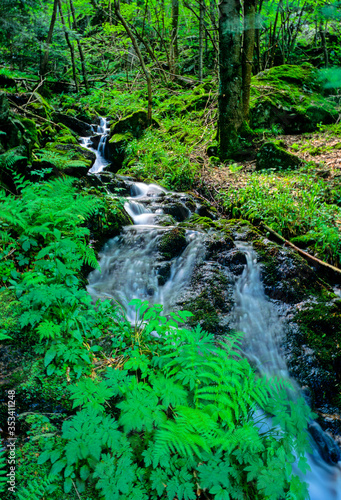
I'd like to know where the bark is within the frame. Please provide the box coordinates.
[171,0,179,74]
[218,0,243,157]
[242,0,256,120]
[319,21,329,68]
[57,0,78,92]
[114,0,152,123]
[40,0,58,78]
[69,0,90,93]
[199,0,205,83]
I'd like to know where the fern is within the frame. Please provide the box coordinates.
[0,443,7,493]
[37,149,87,170]
[17,476,53,500]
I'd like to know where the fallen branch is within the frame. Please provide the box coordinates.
[8,100,63,129]
[262,223,341,276]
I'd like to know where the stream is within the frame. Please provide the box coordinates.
[82,118,341,499]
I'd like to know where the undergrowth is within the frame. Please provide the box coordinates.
[221,168,341,265]
[0,171,314,500]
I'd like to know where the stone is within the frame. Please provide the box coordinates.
[158,227,187,260]
[162,200,190,222]
[53,112,93,136]
[256,142,302,171]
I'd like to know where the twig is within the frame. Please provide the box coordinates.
[8,100,63,129]
[262,223,341,276]
[72,479,82,500]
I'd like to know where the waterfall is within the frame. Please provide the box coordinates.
[85,117,341,498]
[233,242,341,500]
[80,117,110,173]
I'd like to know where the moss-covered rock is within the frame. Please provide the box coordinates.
[250,64,338,133]
[256,142,302,171]
[108,132,133,170]
[53,112,92,136]
[110,110,159,139]
[158,227,187,260]
[87,197,133,252]
[108,111,159,166]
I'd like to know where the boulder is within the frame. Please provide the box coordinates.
[256,142,302,171]
[53,112,93,136]
[250,64,338,133]
[158,227,187,260]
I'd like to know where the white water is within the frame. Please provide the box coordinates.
[80,117,110,173]
[85,119,341,498]
[233,243,341,499]
[88,187,205,321]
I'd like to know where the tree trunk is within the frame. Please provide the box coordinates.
[242,0,255,120]
[218,0,243,158]
[69,0,90,93]
[319,21,329,68]
[171,0,179,74]
[40,0,58,79]
[199,0,205,83]
[114,0,152,123]
[57,0,79,92]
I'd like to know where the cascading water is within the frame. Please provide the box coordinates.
[87,184,206,321]
[86,119,341,498]
[80,117,110,173]
[233,242,341,499]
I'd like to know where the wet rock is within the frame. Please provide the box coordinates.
[205,234,235,259]
[177,262,234,335]
[162,200,191,222]
[308,421,341,464]
[108,132,133,167]
[156,262,171,285]
[253,239,316,303]
[154,215,176,227]
[218,248,247,275]
[158,227,187,260]
[196,203,217,219]
[256,142,302,171]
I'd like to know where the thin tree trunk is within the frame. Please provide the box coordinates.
[69,0,90,93]
[57,0,79,92]
[218,0,243,158]
[40,0,58,79]
[319,21,329,68]
[242,0,255,120]
[114,0,152,123]
[171,0,179,74]
[199,0,205,83]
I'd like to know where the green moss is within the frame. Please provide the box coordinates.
[250,64,339,133]
[110,110,159,139]
[0,290,21,337]
[256,142,302,171]
[158,227,187,260]
[294,299,341,401]
[179,214,216,231]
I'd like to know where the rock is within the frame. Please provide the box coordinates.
[162,200,191,222]
[110,110,159,139]
[156,262,171,285]
[218,248,247,275]
[53,112,93,136]
[107,132,133,168]
[308,421,341,464]
[158,227,187,260]
[256,142,302,171]
[0,92,10,125]
[108,110,159,167]
[250,64,338,133]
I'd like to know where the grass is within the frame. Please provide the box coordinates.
[220,165,341,265]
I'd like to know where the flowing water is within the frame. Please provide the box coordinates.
[80,117,110,173]
[85,119,341,499]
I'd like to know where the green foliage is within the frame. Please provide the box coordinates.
[0,443,7,493]
[34,300,312,500]
[222,168,341,265]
